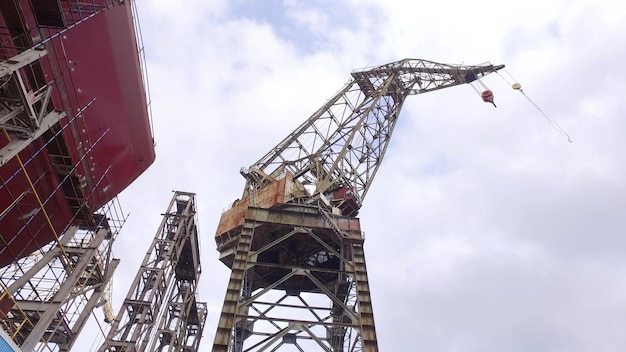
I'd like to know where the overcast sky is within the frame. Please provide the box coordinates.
[81,0,626,350]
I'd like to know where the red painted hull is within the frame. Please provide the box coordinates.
[0,3,154,267]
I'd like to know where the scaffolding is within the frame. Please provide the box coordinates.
[0,1,154,351]
[0,0,127,164]
[0,198,126,351]
[98,191,207,352]
[0,0,131,269]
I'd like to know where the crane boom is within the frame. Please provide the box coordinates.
[213,58,505,352]
[242,59,504,208]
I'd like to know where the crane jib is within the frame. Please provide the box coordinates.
[212,58,506,351]
[236,58,504,215]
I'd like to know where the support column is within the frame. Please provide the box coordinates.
[99,191,207,352]
[213,219,255,352]
[212,204,379,352]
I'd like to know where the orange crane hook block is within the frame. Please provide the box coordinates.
[481,89,497,108]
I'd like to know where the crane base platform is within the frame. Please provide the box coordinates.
[212,204,378,351]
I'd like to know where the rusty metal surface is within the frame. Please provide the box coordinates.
[215,173,293,239]
[212,203,377,351]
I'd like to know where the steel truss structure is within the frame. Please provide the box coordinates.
[0,199,125,352]
[244,59,505,201]
[0,2,154,351]
[213,59,504,351]
[99,191,207,352]
[214,204,375,352]
[0,0,155,269]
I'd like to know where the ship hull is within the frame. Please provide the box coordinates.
[0,2,154,267]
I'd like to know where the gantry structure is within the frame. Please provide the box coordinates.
[212,59,504,351]
[99,191,207,352]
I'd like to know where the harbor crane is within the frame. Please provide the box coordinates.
[212,58,504,352]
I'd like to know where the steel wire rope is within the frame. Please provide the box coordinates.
[4,31,97,268]
[130,0,156,145]
[2,130,69,259]
[0,107,102,267]
[1,129,76,343]
[0,136,56,261]
[1,123,117,349]
[0,104,101,238]
[34,3,125,243]
[3,13,111,348]
[0,280,36,340]
[496,69,572,143]
[0,95,94,193]
[38,29,130,347]
[55,24,105,214]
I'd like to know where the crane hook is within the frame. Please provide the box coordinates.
[481,90,497,108]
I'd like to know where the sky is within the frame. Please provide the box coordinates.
[79,0,626,351]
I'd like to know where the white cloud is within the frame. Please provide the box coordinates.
[74,0,626,350]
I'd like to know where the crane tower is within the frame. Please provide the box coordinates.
[212,59,504,351]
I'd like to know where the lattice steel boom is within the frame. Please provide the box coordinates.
[214,59,504,352]
[243,59,505,203]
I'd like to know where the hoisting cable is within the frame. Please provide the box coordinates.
[497,69,573,143]
[469,78,497,107]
